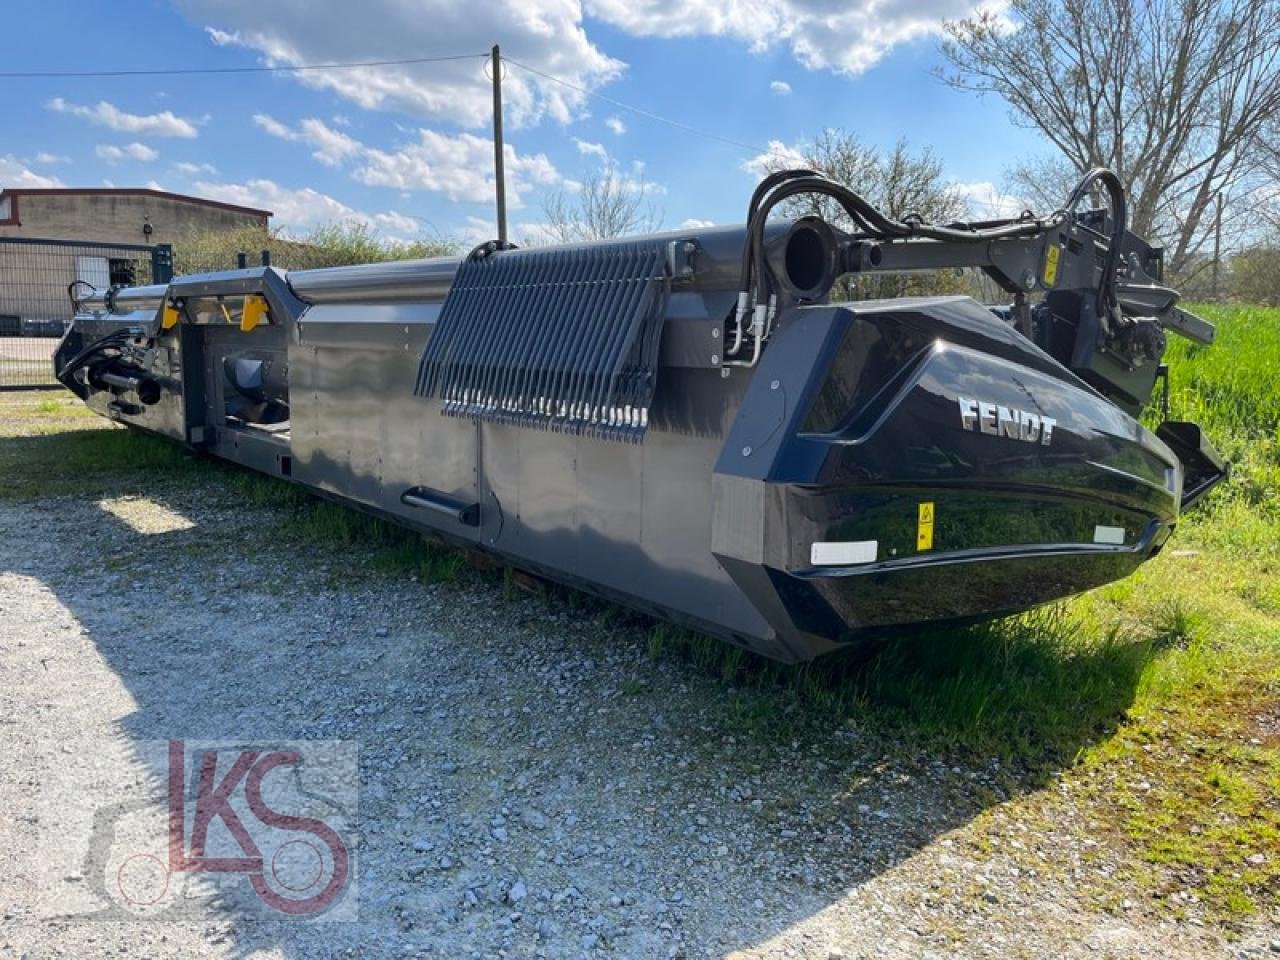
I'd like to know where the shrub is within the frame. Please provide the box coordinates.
[171,221,457,275]
[1228,245,1280,306]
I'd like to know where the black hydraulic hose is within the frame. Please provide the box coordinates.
[742,176,902,303]
[54,330,132,383]
[744,172,1068,303]
[1063,167,1126,317]
[737,168,825,304]
[746,168,823,223]
[66,279,96,313]
[747,181,854,302]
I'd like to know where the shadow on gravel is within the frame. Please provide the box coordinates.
[4,426,1152,959]
[0,426,203,501]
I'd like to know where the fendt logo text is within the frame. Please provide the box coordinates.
[957,396,1056,446]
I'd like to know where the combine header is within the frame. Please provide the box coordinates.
[56,169,1226,661]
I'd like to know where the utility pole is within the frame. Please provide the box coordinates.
[1211,194,1222,300]
[491,44,508,244]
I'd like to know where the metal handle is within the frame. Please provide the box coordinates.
[400,487,480,526]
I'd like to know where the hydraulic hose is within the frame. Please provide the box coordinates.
[738,171,1070,320]
[1063,167,1126,319]
[54,329,133,384]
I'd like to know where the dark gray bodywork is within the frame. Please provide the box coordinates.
[55,200,1225,662]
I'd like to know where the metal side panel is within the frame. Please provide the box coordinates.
[477,364,774,644]
[289,303,478,534]
[639,389,774,640]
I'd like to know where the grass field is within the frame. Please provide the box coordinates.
[1,303,1276,927]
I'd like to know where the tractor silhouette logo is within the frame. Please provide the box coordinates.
[91,739,356,920]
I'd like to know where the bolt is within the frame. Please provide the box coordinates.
[711,354,720,364]
[720,368,731,379]
[770,379,780,390]
[711,327,721,338]
[742,446,752,457]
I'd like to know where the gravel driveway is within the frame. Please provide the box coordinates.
[0,477,1265,958]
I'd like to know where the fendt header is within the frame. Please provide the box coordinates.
[55,169,1227,661]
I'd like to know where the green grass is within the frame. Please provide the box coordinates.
[0,392,468,585]
[638,303,1280,922]
[3,303,1278,924]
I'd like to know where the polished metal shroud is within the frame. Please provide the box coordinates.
[414,241,669,442]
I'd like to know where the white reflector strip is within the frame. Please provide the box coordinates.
[1093,525,1125,545]
[811,540,878,566]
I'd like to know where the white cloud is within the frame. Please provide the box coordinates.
[95,142,160,164]
[254,113,361,166]
[680,217,716,229]
[355,129,560,207]
[299,119,361,166]
[585,0,1002,75]
[31,152,69,165]
[953,180,1027,218]
[181,0,624,128]
[741,139,810,177]
[192,177,424,238]
[251,112,561,207]
[369,210,424,235]
[48,98,200,138]
[459,215,556,247]
[0,155,63,188]
[574,138,609,160]
[605,115,626,135]
[251,113,294,139]
[770,80,792,95]
[173,161,218,176]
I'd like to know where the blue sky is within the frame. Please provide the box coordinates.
[1,0,1045,243]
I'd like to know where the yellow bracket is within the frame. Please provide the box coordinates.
[1042,243,1062,287]
[241,295,269,332]
[161,303,180,330]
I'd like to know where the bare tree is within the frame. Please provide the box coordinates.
[1260,118,1280,235]
[541,164,662,243]
[940,0,1280,275]
[759,129,971,300]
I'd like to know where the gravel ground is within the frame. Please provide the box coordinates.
[0,479,1274,959]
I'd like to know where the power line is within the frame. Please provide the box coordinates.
[0,53,488,80]
[2,45,782,161]
[501,57,776,158]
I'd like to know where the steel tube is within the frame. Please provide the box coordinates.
[287,257,463,304]
[79,283,168,314]
[97,369,161,405]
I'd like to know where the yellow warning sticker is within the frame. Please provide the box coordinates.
[917,501,935,551]
[1043,244,1062,287]
[161,304,180,330]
